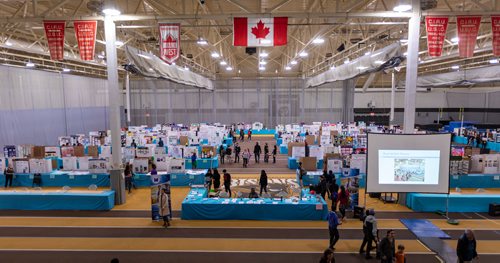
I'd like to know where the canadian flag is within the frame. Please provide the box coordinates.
[233,17,288,47]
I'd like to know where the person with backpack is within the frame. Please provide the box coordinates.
[456,229,479,263]
[223,169,232,197]
[326,210,342,250]
[329,180,339,211]
[259,170,268,195]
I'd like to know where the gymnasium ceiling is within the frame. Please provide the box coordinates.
[0,0,499,88]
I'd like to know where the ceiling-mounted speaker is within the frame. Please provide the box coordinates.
[325,53,333,58]
[186,54,193,59]
[245,47,256,55]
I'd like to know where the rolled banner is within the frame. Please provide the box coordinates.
[43,20,66,60]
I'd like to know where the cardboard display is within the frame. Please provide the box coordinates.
[32,146,45,159]
[89,158,109,174]
[61,146,74,157]
[305,135,315,145]
[13,159,30,173]
[44,146,61,158]
[62,157,78,171]
[133,158,149,174]
[77,157,90,171]
[29,158,52,174]
[300,157,317,171]
[288,142,305,157]
[87,146,99,158]
[179,136,189,146]
[73,145,85,157]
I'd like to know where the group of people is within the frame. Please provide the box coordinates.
[218,141,277,168]
[204,169,269,198]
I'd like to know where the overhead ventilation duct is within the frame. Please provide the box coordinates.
[421,0,438,10]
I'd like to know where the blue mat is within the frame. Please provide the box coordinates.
[400,219,451,239]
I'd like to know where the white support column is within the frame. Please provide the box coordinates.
[104,14,125,204]
[403,0,421,133]
[125,72,131,124]
[390,72,396,123]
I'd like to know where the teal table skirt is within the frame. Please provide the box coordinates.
[223,137,233,146]
[450,174,500,188]
[280,145,288,154]
[185,157,219,169]
[237,129,276,135]
[277,138,283,146]
[288,157,323,170]
[182,188,328,220]
[0,190,115,210]
[133,170,207,187]
[406,192,500,212]
[302,172,366,188]
[0,172,109,188]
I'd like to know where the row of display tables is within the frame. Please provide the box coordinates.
[0,190,115,210]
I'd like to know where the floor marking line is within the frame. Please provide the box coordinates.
[0,249,436,254]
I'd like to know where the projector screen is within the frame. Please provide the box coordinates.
[366,133,451,194]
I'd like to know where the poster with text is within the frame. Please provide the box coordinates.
[492,16,500,56]
[43,21,65,60]
[457,16,481,58]
[74,20,97,60]
[425,16,449,57]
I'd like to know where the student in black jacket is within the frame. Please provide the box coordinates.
[456,229,478,263]
[379,230,396,263]
[234,143,241,163]
[212,169,221,190]
[253,142,262,163]
[259,170,268,195]
[272,145,277,163]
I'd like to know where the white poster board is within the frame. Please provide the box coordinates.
[132,158,149,174]
[89,159,109,174]
[29,159,52,174]
[100,146,112,158]
[155,155,168,171]
[44,147,61,158]
[483,154,499,174]
[350,154,366,174]
[309,147,324,160]
[77,157,90,171]
[62,157,78,171]
[327,159,343,173]
[292,147,305,158]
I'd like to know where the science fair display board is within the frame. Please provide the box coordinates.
[366,133,451,194]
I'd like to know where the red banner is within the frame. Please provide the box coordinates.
[43,21,66,60]
[74,20,97,61]
[158,23,180,64]
[425,16,449,57]
[492,16,500,56]
[457,16,481,58]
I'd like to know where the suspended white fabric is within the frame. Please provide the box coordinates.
[415,65,500,87]
[124,46,214,90]
[305,42,403,88]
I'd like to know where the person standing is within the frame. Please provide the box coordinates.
[212,169,221,190]
[259,170,268,195]
[264,143,269,163]
[318,175,328,200]
[364,209,379,259]
[4,163,14,188]
[319,248,335,263]
[191,152,197,169]
[395,244,406,263]
[359,210,371,254]
[338,185,349,220]
[130,139,137,148]
[157,138,164,147]
[379,230,396,263]
[242,149,250,168]
[330,182,339,211]
[223,169,232,197]
[160,187,171,228]
[219,145,225,164]
[240,129,245,142]
[457,229,478,263]
[305,141,310,157]
[272,144,277,163]
[124,163,133,194]
[205,169,213,191]
[248,129,252,141]
[234,143,241,163]
[296,162,306,188]
[326,210,342,250]
[253,142,262,163]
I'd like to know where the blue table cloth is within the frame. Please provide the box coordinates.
[224,137,233,146]
[288,157,323,170]
[0,172,110,188]
[454,136,500,151]
[302,171,323,186]
[280,145,288,154]
[132,170,208,187]
[185,157,219,169]
[0,190,115,210]
[182,188,328,220]
[276,138,283,146]
[406,192,500,212]
[450,173,500,188]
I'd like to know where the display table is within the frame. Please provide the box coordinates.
[406,192,500,213]
[132,170,207,187]
[302,171,323,186]
[453,135,500,151]
[0,171,109,188]
[223,137,233,146]
[276,138,283,146]
[450,174,500,188]
[288,157,323,170]
[238,129,276,135]
[182,188,328,220]
[0,190,115,210]
[280,145,288,154]
[185,157,219,169]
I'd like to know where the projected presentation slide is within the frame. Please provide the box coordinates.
[378,150,440,185]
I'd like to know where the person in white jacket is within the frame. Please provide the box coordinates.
[363,209,378,259]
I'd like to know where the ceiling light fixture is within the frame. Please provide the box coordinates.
[184,66,189,71]
[489,59,499,64]
[393,0,412,12]
[102,0,121,16]
[138,54,151,60]
[451,37,459,43]
[5,41,13,46]
[312,38,325,44]
[226,66,233,71]
[259,61,267,65]
[197,39,208,45]
[330,65,336,70]
[451,65,460,70]
[357,66,368,70]
[220,61,227,66]
[115,40,124,46]
[299,51,308,57]
[62,68,71,72]
[285,66,291,70]
[259,66,265,71]
[26,62,35,67]
[364,51,371,56]
[290,60,297,65]
[259,52,269,58]
[211,52,220,58]
[344,59,350,64]
[374,60,384,64]
[97,54,105,59]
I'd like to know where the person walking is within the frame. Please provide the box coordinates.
[212,168,221,190]
[305,141,310,157]
[160,187,171,228]
[248,129,252,141]
[253,142,262,163]
[157,138,164,147]
[338,185,349,220]
[124,163,133,194]
[242,149,250,168]
[240,129,245,142]
[364,209,379,259]
[319,248,336,263]
[264,143,269,163]
[326,210,342,250]
[379,230,396,263]
[4,163,14,188]
[318,175,328,200]
[296,162,306,188]
[219,145,225,164]
[457,229,478,263]
[395,244,406,263]
[259,170,268,195]
[234,143,241,163]
[359,210,371,254]
[272,144,277,163]
[329,178,339,211]
[223,169,232,197]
